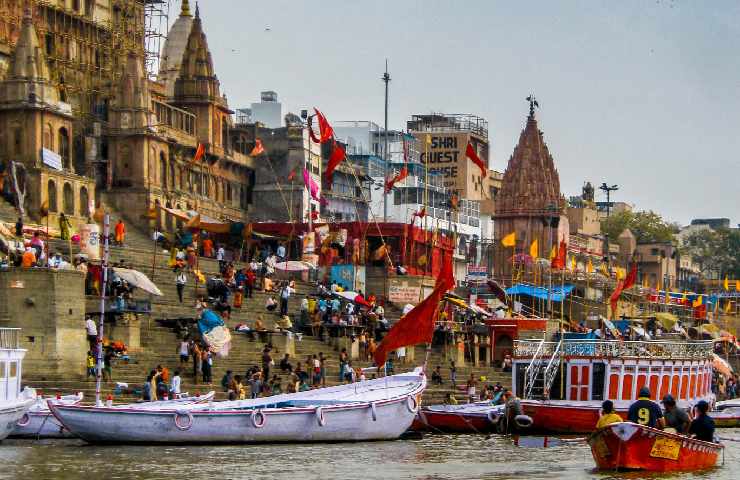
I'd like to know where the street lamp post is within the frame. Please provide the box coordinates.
[599,182,619,269]
[382,60,391,223]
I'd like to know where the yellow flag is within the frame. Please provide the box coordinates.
[600,262,608,276]
[617,268,625,281]
[692,295,703,308]
[725,301,733,313]
[549,246,556,260]
[642,276,648,288]
[682,291,687,302]
[736,279,740,291]
[501,232,516,247]
[723,276,729,291]
[587,259,594,274]
[570,256,577,271]
[529,239,538,259]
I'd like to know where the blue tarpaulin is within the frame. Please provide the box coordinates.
[198,309,224,335]
[505,284,575,302]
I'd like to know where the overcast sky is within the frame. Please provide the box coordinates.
[190,0,739,227]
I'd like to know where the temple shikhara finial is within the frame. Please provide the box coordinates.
[181,0,191,16]
[526,94,539,118]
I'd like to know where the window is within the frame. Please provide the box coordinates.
[651,248,659,256]
[44,124,53,150]
[63,183,74,215]
[159,152,167,187]
[592,363,606,401]
[58,127,70,169]
[47,180,58,212]
[80,187,89,217]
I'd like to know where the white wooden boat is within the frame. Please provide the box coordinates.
[11,391,215,439]
[49,369,426,444]
[0,328,36,441]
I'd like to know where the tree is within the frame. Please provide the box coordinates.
[681,228,740,279]
[601,210,679,244]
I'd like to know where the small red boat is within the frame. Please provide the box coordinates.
[588,422,722,472]
[412,403,503,433]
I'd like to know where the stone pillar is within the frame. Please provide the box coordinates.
[108,312,142,352]
[473,335,480,366]
[0,269,87,378]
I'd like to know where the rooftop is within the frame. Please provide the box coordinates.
[407,113,488,139]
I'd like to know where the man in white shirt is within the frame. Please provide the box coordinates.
[216,246,226,272]
[85,317,97,350]
[276,244,286,260]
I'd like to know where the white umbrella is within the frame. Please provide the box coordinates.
[274,260,315,272]
[113,267,163,296]
[337,291,359,301]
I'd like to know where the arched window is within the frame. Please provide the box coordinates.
[169,161,175,190]
[159,151,167,188]
[63,183,74,215]
[80,186,89,217]
[43,124,53,150]
[47,180,58,213]
[58,127,70,170]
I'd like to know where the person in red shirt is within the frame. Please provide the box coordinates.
[202,237,214,258]
[245,268,256,299]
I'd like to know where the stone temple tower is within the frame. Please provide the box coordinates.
[493,98,566,280]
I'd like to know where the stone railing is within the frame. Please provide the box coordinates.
[514,339,714,361]
[0,328,20,349]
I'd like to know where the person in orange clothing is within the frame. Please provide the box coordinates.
[202,236,213,258]
[114,219,126,246]
[21,247,36,268]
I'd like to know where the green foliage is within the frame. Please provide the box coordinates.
[682,228,740,278]
[600,210,679,244]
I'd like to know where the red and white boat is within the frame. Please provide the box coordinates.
[412,402,504,433]
[512,336,715,433]
[588,421,722,472]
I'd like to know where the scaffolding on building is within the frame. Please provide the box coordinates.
[144,0,169,79]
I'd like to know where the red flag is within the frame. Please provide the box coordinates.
[324,141,346,183]
[384,166,409,193]
[609,263,637,315]
[373,254,455,367]
[307,115,322,144]
[189,143,206,165]
[551,239,567,269]
[465,142,487,177]
[313,108,334,143]
[250,139,265,156]
[287,168,297,181]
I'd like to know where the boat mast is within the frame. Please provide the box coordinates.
[95,214,110,406]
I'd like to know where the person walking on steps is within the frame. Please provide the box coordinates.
[175,269,187,303]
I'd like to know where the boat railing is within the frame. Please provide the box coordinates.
[542,338,563,398]
[514,339,714,360]
[523,336,545,399]
[0,328,20,350]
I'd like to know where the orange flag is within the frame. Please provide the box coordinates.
[384,166,409,193]
[373,254,455,367]
[189,143,205,166]
[324,141,346,183]
[250,139,265,156]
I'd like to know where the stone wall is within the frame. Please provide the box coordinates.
[0,269,87,379]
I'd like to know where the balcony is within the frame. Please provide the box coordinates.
[0,328,20,349]
[513,339,713,360]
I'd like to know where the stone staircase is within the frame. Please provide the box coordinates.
[2,199,511,406]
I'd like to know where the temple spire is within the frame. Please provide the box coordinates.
[195,1,200,18]
[181,0,191,16]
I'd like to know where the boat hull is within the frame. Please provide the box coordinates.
[11,411,73,439]
[413,403,501,433]
[709,408,740,428]
[0,398,36,441]
[52,396,420,444]
[522,401,607,434]
[588,422,721,472]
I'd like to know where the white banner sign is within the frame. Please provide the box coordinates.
[79,223,101,260]
[42,148,63,170]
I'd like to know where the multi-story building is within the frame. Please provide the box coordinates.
[0,1,255,232]
[634,242,678,290]
[250,91,282,129]
[406,112,489,201]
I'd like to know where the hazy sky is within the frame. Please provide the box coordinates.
[190,0,739,226]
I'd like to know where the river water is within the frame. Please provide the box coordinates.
[1,431,738,480]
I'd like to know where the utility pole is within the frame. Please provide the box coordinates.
[382,59,390,222]
[599,182,619,270]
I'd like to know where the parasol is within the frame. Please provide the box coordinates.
[113,267,163,296]
[712,353,733,378]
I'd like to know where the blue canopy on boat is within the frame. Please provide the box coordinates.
[505,284,575,302]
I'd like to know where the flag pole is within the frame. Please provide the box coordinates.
[95,214,110,406]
